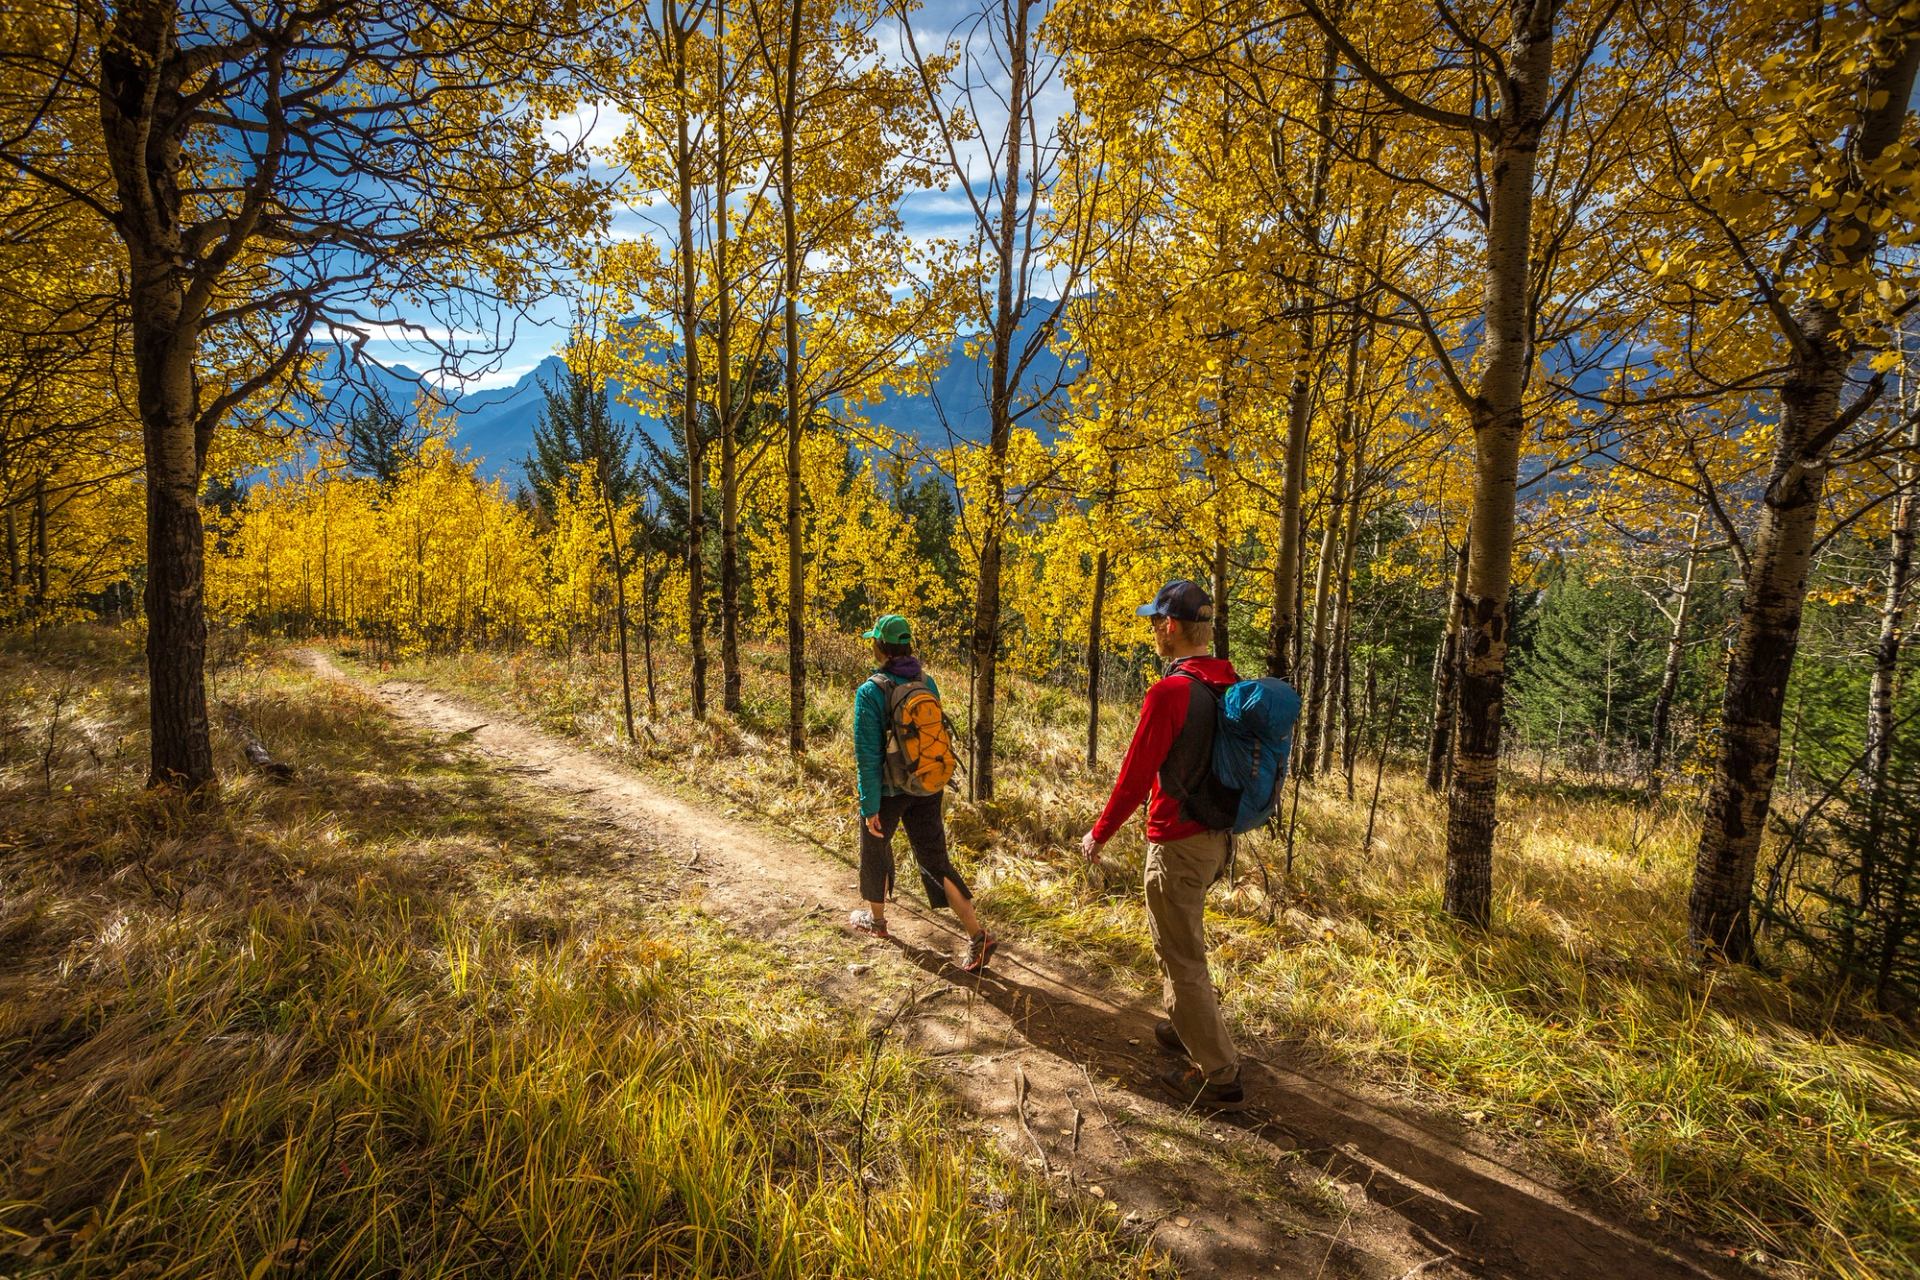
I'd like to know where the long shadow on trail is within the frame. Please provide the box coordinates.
[887,936,1749,1280]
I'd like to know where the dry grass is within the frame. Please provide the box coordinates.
[0,628,1161,1279]
[398,635,1920,1280]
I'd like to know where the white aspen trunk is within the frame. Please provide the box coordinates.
[1442,1,1557,928]
[1689,29,1920,960]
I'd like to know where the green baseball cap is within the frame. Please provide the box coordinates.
[861,614,912,645]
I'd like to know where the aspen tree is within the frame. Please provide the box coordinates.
[894,0,1096,799]
[673,0,714,721]
[1647,513,1705,793]
[1298,0,1628,925]
[1617,1,1920,957]
[740,0,952,749]
[601,0,725,717]
[1,0,614,786]
[1868,405,1918,792]
[1424,530,1471,791]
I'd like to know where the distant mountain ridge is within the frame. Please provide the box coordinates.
[301,305,1075,480]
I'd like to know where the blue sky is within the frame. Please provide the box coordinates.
[355,0,1071,396]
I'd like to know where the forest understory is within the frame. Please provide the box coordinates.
[375,632,1920,1280]
[5,627,1907,1279]
[7,2,1920,1278]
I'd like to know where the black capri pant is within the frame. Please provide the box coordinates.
[860,791,972,910]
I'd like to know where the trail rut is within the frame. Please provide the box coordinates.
[299,649,1750,1280]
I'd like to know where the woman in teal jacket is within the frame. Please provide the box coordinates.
[850,613,996,974]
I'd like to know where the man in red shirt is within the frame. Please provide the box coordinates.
[1082,579,1244,1108]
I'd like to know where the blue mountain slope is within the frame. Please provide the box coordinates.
[295,345,443,428]
[302,305,1078,477]
[300,346,651,479]
[860,304,1078,444]
[302,309,1642,485]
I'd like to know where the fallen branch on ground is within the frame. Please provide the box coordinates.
[219,702,296,780]
[1014,1064,1051,1176]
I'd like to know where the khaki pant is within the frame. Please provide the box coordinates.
[1144,830,1238,1080]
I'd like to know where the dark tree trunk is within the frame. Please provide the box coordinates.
[1425,532,1470,791]
[600,481,637,743]
[4,496,17,613]
[1264,33,1338,683]
[30,476,48,613]
[1,432,16,610]
[1329,579,1353,782]
[1292,499,1310,678]
[1267,370,1309,680]
[1648,513,1703,792]
[1691,429,1826,959]
[1347,644,1371,800]
[133,278,215,789]
[968,0,1033,801]
[715,11,743,717]
[1087,547,1108,770]
[781,0,807,753]
[1320,446,1364,778]
[1867,417,1918,790]
[969,530,1004,799]
[640,539,659,718]
[99,4,216,789]
[1304,313,1366,776]
[673,1,707,722]
[1301,454,1345,780]
[1212,540,1230,660]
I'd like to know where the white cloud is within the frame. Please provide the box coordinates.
[901,189,980,219]
[546,100,634,161]
[428,362,542,393]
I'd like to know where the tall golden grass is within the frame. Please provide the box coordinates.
[0,630,1160,1279]
[400,636,1920,1280]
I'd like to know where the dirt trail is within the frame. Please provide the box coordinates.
[300,649,1748,1280]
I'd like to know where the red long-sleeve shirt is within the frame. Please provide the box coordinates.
[1092,655,1239,844]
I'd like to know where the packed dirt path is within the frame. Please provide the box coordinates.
[300,649,1749,1280]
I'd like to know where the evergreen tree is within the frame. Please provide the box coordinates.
[1763,716,1920,1016]
[897,474,963,583]
[523,362,640,518]
[343,389,422,486]
[633,347,785,572]
[869,458,968,640]
[1509,564,1666,771]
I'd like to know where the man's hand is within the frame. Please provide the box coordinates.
[1080,830,1105,863]
[865,813,884,837]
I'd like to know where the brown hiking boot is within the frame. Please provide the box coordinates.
[1159,1062,1245,1110]
[1154,1019,1189,1057]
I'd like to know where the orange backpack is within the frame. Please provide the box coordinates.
[870,673,957,796]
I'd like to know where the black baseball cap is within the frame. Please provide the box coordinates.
[1135,579,1214,622]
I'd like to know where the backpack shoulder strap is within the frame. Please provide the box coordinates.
[1162,667,1221,801]
[866,672,902,740]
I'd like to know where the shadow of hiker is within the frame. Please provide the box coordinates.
[884,933,1751,1280]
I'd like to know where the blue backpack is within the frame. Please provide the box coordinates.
[1171,671,1301,835]
[1211,677,1301,833]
